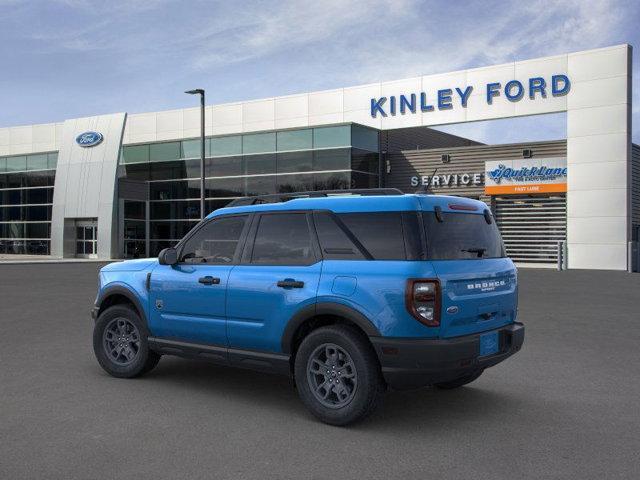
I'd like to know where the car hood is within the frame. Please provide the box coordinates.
[101,258,158,272]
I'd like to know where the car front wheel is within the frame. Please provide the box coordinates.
[93,304,160,378]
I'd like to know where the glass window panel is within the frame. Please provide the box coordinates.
[277,129,312,151]
[277,151,312,174]
[313,172,350,191]
[123,220,146,240]
[150,180,199,200]
[313,149,350,171]
[27,154,49,171]
[124,240,146,259]
[245,175,276,196]
[8,240,26,254]
[245,153,276,175]
[242,132,276,154]
[123,201,146,220]
[47,153,58,170]
[181,139,202,159]
[7,222,25,238]
[276,173,316,193]
[251,213,313,265]
[150,160,189,181]
[25,206,51,221]
[351,149,379,173]
[123,163,151,181]
[313,126,350,149]
[206,156,243,177]
[205,177,244,198]
[122,145,149,164]
[24,188,52,204]
[351,125,379,152]
[180,215,248,264]
[26,222,50,239]
[6,156,27,172]
[150,220,198,240]
[0,157,6,173]
[150,200,201,220]
[150,142,181,162]
[351,172,379,189]
[25,170,55,187]
[211,136,242,157]
[26,240,49,255]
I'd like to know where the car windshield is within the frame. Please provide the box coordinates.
[422,212,505,260]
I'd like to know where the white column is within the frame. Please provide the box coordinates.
[566,44,632,270]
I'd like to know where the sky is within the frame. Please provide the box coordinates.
[0,0,638,144]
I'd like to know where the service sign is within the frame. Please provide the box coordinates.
[484,157,567,195]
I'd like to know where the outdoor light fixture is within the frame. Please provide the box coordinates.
[441,154,451,163]
[185,89,206,220]
[522,148,533,158]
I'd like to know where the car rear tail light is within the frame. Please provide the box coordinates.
[406,279,441,327]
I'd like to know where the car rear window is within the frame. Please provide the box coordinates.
[422,212,505,260]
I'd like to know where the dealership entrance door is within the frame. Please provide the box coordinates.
[493,195,567,266]
[75,220,98,258]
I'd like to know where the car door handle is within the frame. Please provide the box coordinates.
[277,279,304,289]
[198,276,220,285]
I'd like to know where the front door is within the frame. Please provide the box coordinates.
[149,214,250,346]
[226,212,322,353]
[75,220,98,258]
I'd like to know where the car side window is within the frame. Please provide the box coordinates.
[337,212,407,260]
[180,215,247,264]
[251,213,314,265]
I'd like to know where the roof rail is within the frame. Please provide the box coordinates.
[226,188,404,207]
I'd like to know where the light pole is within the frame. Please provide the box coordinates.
[185,89,206,220]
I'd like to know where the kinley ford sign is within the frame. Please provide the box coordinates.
[409,157,568,195]
[370,74,570,117]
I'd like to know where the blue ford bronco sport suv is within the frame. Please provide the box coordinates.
[92,189,524,425]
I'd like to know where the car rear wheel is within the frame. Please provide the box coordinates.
[294,325,384,426]
[93,304,160,378]
[435,370,483,389]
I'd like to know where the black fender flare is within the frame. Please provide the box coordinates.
[95,285,147,324]
[281,302,381,354]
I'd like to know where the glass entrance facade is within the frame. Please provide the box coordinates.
[119,123,380,258]
[0,152,58,255]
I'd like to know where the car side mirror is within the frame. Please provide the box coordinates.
[158,247,178,266]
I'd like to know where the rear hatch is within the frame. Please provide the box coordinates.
[422,211,518,338]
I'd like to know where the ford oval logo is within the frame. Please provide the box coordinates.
[76,131,103,148]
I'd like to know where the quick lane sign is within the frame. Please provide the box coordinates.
[484,157,567,195]
[370,74,570,118]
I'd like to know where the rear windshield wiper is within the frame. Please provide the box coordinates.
[461,247,486,258]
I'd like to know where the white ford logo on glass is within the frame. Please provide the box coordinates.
[76,131,103,147]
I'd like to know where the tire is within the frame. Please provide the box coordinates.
[435,370,483,390]
[294,325,384,426]
[93,304,160,378]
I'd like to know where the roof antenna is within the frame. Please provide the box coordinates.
[416,168,438,194]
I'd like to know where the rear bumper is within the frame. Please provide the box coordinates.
[370,323,524,390]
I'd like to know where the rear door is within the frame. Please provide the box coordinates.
[226,212,322,353]
[422,211,517,338]
[149,214,250,346]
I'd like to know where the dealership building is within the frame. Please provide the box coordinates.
[0,44,637,271]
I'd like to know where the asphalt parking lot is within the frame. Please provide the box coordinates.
[1,263,639,480]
